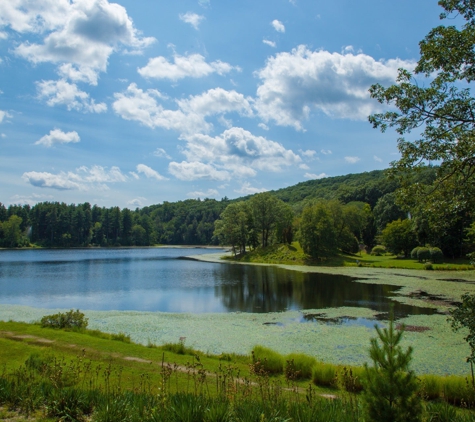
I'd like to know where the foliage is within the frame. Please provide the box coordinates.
[40,309,89,329]
[284,353,316,380]
[213,202,251,255]
[430,247,444,263]
[417,247,431,263]
[450,293,475,369]
[368,0,475,258]
[371,245,387,256]
[251,345,284,375]
[380,218,417,257]
[362,317,422,422]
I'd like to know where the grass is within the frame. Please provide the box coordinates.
[1,322,475,420]
[224,242,475,271]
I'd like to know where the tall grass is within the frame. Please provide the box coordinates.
[251,345,284,375]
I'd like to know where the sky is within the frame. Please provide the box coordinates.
[0,0,445,209]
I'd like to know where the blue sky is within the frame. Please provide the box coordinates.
[0,0,443,208]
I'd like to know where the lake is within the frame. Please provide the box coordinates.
[0,247,435,318]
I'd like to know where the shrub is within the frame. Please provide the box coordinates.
[424,263,434,270]
[251,345,284,375]
[430,247,444,263]
[417,247,431,263]
[40,309,88,329]
[312,362,338,387]
[371,245,386,256]
[285,353,317,380]
[410,247,420,260]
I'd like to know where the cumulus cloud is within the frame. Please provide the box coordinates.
[263,39,276,48]
[187,189,219,198]
[113,84,253,135]
[234,182,267,195]
[128,197,146,208]
[169,161,230,181]
[22,165,127,190]
[304,172,327,179]
[255,45,414,129]
[299,149,316,158]
[153,148,171,159]
[112,83,210,134]
[345,156,360,163]
[136,164,168,180]
[299,164,310,170]
[179,12,204,30]
[271,19,285,33]
[35,128,80,147]
[138,53,237,81]
[6,0,154,84]
[37,79,107,113]
[374,155,383,162]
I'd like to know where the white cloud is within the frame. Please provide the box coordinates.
[263,39,276,48]
[57,63,99,86]
[187,189,219,198]
[258,123,269,130]
[22,165,128,191]
[304,172,327,179]
[271,19,285,33]
[373,155,383,162]
[255,45,415,129]
[177,88,253,118]
[128,197,146,208]
[35,128,80,147]
[300,149,316,158]
[136,164,168,180]
[8,193,55,206]
[7,0,154,83]
[169,161,230,181]
[299,164,310,170]
[37,79,107,113]
[138,53,237,81]
[129,171,140,180]
[113,85,253,136]
[179,12,204,30]
[321,149,332,155]
[179,127,302,179]
[153,148,171,159]
[0,110,11,123]
[345,156,360,163]
[234,182,267,195]
[112,83,210,134]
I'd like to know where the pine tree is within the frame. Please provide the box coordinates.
[362,315,421,422]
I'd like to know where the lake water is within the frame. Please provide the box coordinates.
[0,247,435,318]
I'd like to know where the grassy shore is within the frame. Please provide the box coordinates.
[1,322,475,421]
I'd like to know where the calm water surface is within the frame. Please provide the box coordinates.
[0,248,435,318]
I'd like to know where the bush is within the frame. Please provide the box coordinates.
[312,362,338,387]
[251,345,284,375]
[371,245,386,256]
[424,263,434,270]
[430,247,444,263]
[285,353,317,380]
[40,309,88,329]
[417,247,431,263]
[410,247,420,260]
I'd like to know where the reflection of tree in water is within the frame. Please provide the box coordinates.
[213,265,437,318]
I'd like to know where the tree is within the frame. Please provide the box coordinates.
[214,202,250,255]
[362,316,421,422]
[249,193,284,247]
[450,293,475,384]
[380,219,417,257]
[299,202,338,258]
[1,215,24,247]
[369,0,475,257]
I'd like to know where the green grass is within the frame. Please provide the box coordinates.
[225,242,475,271]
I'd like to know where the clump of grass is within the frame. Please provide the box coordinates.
[285,353,317,380]
[85,329,131,343]
[441,375,475,406]
[337,366,364,393]
[419,374,442,400]
[161,338,198,356]
[312,361,338,387]
[251,345,284,375]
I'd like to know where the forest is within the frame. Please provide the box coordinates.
[1,165,473,260]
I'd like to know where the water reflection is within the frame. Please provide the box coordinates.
[0,248,437,317]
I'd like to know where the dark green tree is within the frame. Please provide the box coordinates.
[362,317,421,422]
[380,219,417,257]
